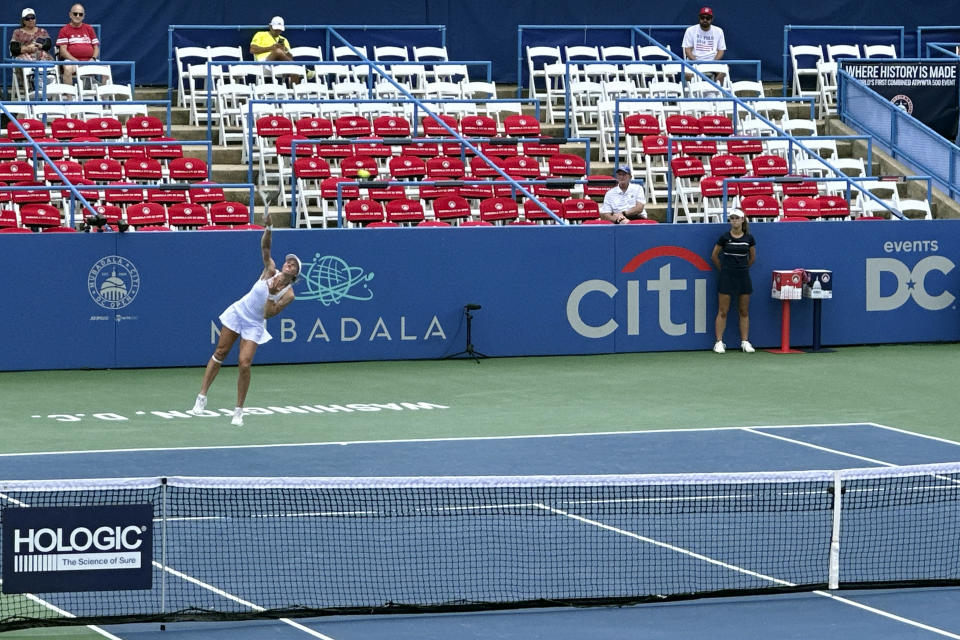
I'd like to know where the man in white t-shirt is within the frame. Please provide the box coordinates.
[599,165,646,224]
[682,6,726,83]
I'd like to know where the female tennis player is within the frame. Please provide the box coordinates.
[190,211,301,426]
[711,210,756,354]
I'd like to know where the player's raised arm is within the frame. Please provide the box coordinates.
[260,211,277,276]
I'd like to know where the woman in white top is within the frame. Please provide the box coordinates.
[191,211,301,426]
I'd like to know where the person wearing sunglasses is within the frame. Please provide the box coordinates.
[682,6,727,83]
[56,3,99,85]
[10,8,54,63]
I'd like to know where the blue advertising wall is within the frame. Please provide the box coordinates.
[2,222,959,371]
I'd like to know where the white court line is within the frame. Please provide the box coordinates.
[153,562,336,639]
[741,428,898,467]
[0,422,875,458]
[546,496,960,638]
[871,423,960,448]
[0,580,123,640]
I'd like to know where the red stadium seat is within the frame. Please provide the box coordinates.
[420,114,459,137]
[50,118,88,140]
[460,115,498,138]
[125,202,168,228]
[124,158,164,183]
[547,153,586,178]
[189,182,226,204]
[167,203,210,228]
[431,195,472,223]
[623,113,661,136]
[739,194,781,221]
[388,155,427,180]
[83,158,124,182]
[425,156,466,179]
[0,160,35,182]
[751,154,789,178]
[6,118,44,140]
[469,155,506,178]
[168,157,209,182]
[372,115,412,138]
[294,116,334,138]
[782,195,820,219]
[125,116,165,140]
[19,203,62,228]
[85,117,124,140]
[709,154,748,178]
[385,198,426,225]
[665,114,700,137]
[698,115,734,137]
[209,201,250,225]
[343,198,385,226]
[561,197,600,222]
[478,196,519,224]
[502,114,541,137]
[816,195,850,219]
[523,196,562,223]
[340,155,379,179]
[333,115,373,138]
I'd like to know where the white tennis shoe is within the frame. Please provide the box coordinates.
[231,408,244,427]
[712,340,725,354]
[741,340,755,353]
[190,394,206,414]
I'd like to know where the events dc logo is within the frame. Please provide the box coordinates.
[866,257,955,311]
[87,256,140,309]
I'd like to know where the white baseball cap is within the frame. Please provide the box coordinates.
[284,253,301,277]
[22,8,36,18]
[270,16,285,31]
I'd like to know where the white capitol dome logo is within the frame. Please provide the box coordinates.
[87,256,140,310]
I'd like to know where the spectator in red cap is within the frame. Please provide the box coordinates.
[682,6,726,83]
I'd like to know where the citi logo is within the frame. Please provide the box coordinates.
[866,256,956,311]
[567,246,710,338]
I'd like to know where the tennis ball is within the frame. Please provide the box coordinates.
[356,169,372,180]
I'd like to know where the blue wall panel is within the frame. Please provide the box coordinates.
[3,222,959,371]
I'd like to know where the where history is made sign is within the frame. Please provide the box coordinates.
[843,60,960,142]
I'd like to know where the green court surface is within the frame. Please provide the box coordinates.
[2,343,960,640]
[2,343,960,453]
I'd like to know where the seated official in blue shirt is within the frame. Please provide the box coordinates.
[599,165,646,224]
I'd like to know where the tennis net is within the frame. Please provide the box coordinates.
[2,462,960,630]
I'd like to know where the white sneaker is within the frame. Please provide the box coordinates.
[231,407,244,427]
[741,340,755,353]
[712,340,725,354]
[190,394,206,414]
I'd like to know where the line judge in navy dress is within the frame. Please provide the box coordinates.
[711,210,755,353]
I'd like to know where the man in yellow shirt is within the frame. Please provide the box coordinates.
[250,16,292,62]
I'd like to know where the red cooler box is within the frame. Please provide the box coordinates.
[771,269,803,300]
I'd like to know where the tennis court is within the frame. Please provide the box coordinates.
[2,345,960,639]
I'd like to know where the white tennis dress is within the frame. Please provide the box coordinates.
[218,272,291,344]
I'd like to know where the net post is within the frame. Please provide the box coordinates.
[160,476,168,616]
[829,470,842,590]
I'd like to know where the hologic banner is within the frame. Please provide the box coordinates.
[843,60,960,141]
[2,505,153,593]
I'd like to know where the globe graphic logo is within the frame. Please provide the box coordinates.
[298,254,374,306]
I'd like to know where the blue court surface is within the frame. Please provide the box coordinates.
[4,422,960,640]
